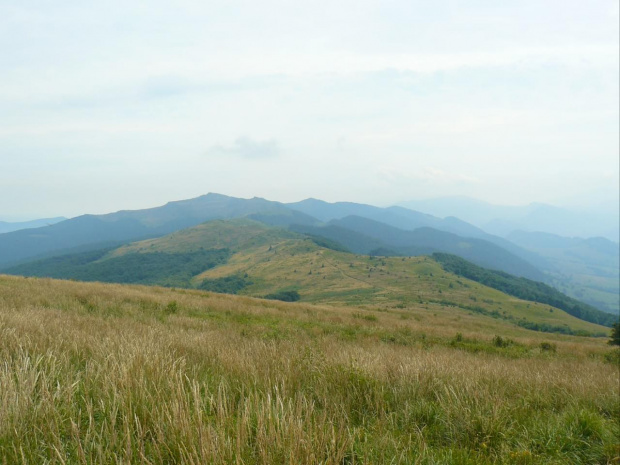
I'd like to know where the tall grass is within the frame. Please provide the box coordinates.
[0,275,618,464]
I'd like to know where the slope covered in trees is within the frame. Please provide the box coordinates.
[433,253,617,327]
[6,248,230,288]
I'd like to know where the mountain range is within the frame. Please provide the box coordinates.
[0,193,617,315]
[0,194,302,267]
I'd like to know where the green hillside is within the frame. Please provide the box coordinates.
[7,219,609,337]
[193,236,608,336]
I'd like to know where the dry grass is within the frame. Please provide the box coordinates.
[0,275,618,464]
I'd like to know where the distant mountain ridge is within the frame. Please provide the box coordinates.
[287,199,547,269]
[0,217,67,234]
[397,196,620,314]
[0,194,302,267]
[0,193,536,270]
[2,192,617,315]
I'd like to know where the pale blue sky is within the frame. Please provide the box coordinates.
[1,0,618,219]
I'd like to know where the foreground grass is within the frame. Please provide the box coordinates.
[0,275,618,464]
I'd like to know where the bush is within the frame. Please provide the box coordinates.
[165,301,178,314]
[603,348,620,365]
[264,290,301,302]
[540,342,557,352]
[493,335,512,348]
[199,275,252,294]
[6,248,231,289]
[609,322,620,346]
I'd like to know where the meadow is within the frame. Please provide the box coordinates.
[1,274,618,464]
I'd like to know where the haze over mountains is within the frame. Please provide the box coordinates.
[1,192,618,315]
[400,196,620,242]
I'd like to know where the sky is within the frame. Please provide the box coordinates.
[1,0,618,220]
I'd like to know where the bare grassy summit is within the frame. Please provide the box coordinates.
[0,275,618,464]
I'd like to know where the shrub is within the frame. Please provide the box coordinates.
[433,252,617,327]
[493,335,511,348]
[199,275,252,294]
[603,348,620,365]
[609,322,620,346]
[540,342,557,352]
[264,290,301,302]
[165,301,178,314]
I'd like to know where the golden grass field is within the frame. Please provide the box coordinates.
[1,274,618,464]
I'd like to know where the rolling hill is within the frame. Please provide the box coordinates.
[5,218,611,336]
[397,197,620,314]
[432,253,617,327]
[1,194,547,286]
[290,216,546,281]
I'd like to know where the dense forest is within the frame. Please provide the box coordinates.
[198,275,253,294]
[433,253,618,327]
[6,248,231,288]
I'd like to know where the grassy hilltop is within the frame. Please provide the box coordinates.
[0,275,618,464]
[119,219,611,335]
[7,219,613,336]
